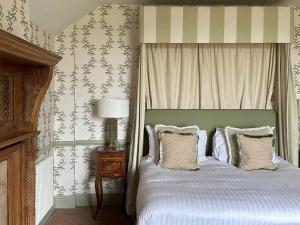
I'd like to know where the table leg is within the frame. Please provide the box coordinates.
[100,178,103,207]
[123,177,127,214]
[94,177,102,219]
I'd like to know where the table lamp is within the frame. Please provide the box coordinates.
[98,98,129,149]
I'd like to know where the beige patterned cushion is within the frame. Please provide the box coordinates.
[224,126,274,166]
[155,124,200,163]
[238,135,277,171]
[159,133,199,170]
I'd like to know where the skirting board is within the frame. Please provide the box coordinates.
[38,206,55,225]
[55,193,124,208]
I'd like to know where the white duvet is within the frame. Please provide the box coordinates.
[136,157,300,225]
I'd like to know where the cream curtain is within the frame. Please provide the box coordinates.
[126,45,146,215]
[146,44,275,109]
[126,43,299,215]
[273,44,299,166]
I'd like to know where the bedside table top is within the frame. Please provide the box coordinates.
[97,148,126,159]
[96,147,126,152]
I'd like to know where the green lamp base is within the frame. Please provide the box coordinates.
[105,118,118,149]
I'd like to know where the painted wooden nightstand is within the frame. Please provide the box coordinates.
[94,148,126,218]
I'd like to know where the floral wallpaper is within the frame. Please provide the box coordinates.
[0,0,53,50]
[292,7,300,153]
[53,5,139,198]
[291,7,300,150]
[292,7,300,99]
[37,81,55,161]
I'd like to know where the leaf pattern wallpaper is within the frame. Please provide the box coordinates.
[292,7,300,99]
[291,7,300,150]
[0,0,52,50]
[1,0,300,205]
[53,5,139,198]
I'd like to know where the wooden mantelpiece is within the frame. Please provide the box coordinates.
[0,30,61,225]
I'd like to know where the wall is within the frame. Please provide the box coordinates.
[0,0,52,48]
[292,7,300,98]
[36,156,54,225]
[37,82,55,162]
[53,4,139,207]
[291,7,300,150]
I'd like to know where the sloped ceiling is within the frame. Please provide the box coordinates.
[30,0,299,34]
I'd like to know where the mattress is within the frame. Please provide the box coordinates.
[136,157,300,225]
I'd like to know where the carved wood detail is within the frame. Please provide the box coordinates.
[0,30,61,225]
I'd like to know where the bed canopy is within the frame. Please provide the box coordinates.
[126,6,298,215]
[140,6,294,44]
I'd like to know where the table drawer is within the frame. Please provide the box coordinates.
[100,160,123,174]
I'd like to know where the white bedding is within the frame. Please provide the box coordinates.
[137,157,300,225]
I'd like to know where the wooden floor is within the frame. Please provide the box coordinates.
[45,206,133,225]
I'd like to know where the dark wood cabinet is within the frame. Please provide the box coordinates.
[0,30,61,225]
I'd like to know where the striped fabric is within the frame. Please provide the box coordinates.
[140,6,294,43]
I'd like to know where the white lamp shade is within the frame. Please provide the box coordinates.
[98,99,129,118]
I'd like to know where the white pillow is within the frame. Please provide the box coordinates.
[146,125,208,164]
[145,125,159,163]
[224,126,279,166]
[212,128,229,163]
[197,130,207,162]
[272,152,281,164]
[213,127,280,164]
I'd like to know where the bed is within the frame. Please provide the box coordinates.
[136,110,300,225]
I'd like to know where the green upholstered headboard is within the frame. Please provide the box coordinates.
[144,109,277,156]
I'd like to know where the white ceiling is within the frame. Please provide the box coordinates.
[30,0,300,34]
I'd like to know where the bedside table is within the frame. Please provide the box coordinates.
[94,148,126,218]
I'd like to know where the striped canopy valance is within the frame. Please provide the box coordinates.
[140,6,294,43]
